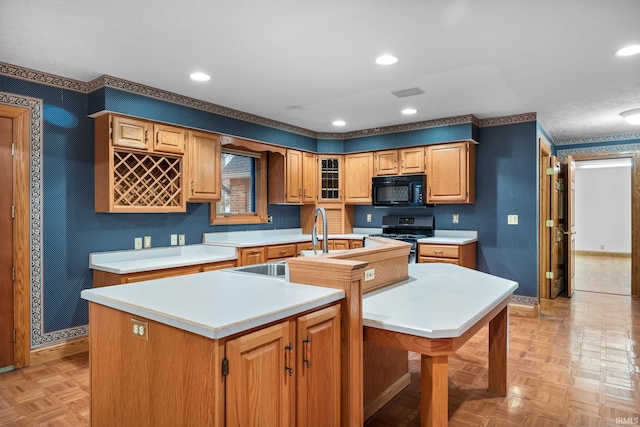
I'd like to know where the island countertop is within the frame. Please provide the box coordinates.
[81,270,345,339]
[363,263,518,339]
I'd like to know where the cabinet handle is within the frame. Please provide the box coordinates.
[285,342,294,376]
[191,180,194,194]
[302,336,311,368]
[145,129,148,143]
[156,131,159,145]
[433,250,443,254]
[279,250,286,255]
[250,250,260,254]
[304,189,307,198]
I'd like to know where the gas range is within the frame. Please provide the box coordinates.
[367,215,435,262]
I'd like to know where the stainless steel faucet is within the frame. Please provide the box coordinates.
[311,206,328,255]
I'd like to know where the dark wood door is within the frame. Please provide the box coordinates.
[0,116,14,368]
[565,156,576,297]
[550,156,565,298]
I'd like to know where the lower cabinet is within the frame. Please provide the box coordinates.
[417,242,477,269]
[239,247,267,265]
[225,304,341,427]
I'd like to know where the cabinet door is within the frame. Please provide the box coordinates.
[318,155,342,203]
[154,123,186,154]
[374,150,398,176]
[226,321,294,427]
[344,152,373,204]
[286,149,303,203]
[187,131,221,202]
[111,115,151,151]
[400,146,426,175]
[349,239,363,249]
[332,239,349,250]
[239,247,266,266]
[296,305,341,427]
[302,152,317,203]
[426,142,474,203]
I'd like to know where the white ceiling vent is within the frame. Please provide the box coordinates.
[391,87,425,98]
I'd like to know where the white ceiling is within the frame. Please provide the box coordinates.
[1,0,639,142]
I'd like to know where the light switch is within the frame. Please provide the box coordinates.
[366,214,372,223]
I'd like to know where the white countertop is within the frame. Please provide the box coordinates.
[362,263,517,339]
[81,270,345,339]
[89,244,237,274]
[417,229,478,245]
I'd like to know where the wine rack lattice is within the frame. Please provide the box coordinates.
[113,151,183,208]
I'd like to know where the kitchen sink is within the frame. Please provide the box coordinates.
[231,261,287,278]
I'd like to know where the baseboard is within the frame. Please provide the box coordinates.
[575,250,631,258]
[509,302,539,318]
[364,372,412,420]
[29,336,89,365]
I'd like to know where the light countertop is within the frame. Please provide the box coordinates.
[417,230,478,245]
[81,270,345,339]
[362,263,517,339]
[89,244,237,274]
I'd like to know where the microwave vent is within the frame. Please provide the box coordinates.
[391,87,425,98]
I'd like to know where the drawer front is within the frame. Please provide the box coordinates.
[418,256,460,265]
[124,265,201,283]
[267,244,297,259]
[419,244,459,259]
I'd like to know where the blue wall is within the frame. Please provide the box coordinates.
[353,121,540,296]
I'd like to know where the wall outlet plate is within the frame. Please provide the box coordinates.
[452,214,459,224]
[170,234,178,246]
[131,319,148,340]
[267,214,273,223]
[134,237,142,250]
[143,236,152,248]
[178,234,186,246]
[366,213,372,223]
[364,268,375,281]
[507,215,518,225]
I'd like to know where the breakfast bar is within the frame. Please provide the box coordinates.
[362,263,518,427]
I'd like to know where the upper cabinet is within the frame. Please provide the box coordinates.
[373,147,426,176]
[186,130,221,202]
[318,155,343,204]
[268,149,317,204]
[344,152,374,204]
[95,114,186,213]
[426,141,476,204]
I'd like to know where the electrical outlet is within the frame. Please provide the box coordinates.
[131,319,148,340]
[143,236,152,248]
[134,237,142,250]
[364,268,375,281]
[507,215,518,225]
[170,234,178,246]
[600,245,604,250]
[178,234,186,246]
[366,213,372,223]
[452,214,459,224]
[267,214,273,223]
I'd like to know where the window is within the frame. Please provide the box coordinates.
[211,148,267,225]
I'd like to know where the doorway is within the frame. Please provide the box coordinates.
[573,158,632,295]
[0,116,13,370]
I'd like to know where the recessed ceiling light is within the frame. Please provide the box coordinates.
[190,72,211,82]
[375,55,398,65]
[620,108,640,124]
[402,108,418,115]
[332,120,346,126]
[615,45,640,56]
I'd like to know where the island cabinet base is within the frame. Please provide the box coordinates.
[89,303,225,427]
[363,343,410,420]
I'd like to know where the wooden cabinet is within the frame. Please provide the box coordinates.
[318,155,343,204]
[225,305,340,427]
[92,259,237,288]
[344,152,373,204]
[417,242,477,269]
[374,147,426,176]
[95,114,187,212]
[426,141,476,204]
[349,239,363,249]
[300,204,355,235]
[296,241,322,255]
[187,130,221,202]
[374,150,398,176]
[400,146,426,175]
[267,244,297,260]
[331,239,350,250]
[239,247,267,266]
[269,149,316,204]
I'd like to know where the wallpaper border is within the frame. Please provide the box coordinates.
[555,133,640,146]
[0,91,88,349]
[557,143,640,158]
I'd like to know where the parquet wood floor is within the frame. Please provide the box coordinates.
[574,254,631,296]
[1,292,639,426]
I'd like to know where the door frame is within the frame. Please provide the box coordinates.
[538,137,552,300]
[569,151,639,297]
[0,104,31,368]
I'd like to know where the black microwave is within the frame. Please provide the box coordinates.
[371,174,426,207]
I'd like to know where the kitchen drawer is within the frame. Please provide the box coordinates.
[267,243,297,260]
[123,265,202,283]
[418,256,460,265]
[418,244,459,259]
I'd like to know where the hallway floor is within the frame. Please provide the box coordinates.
[574,254,631,296]
[1,292,638,426]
